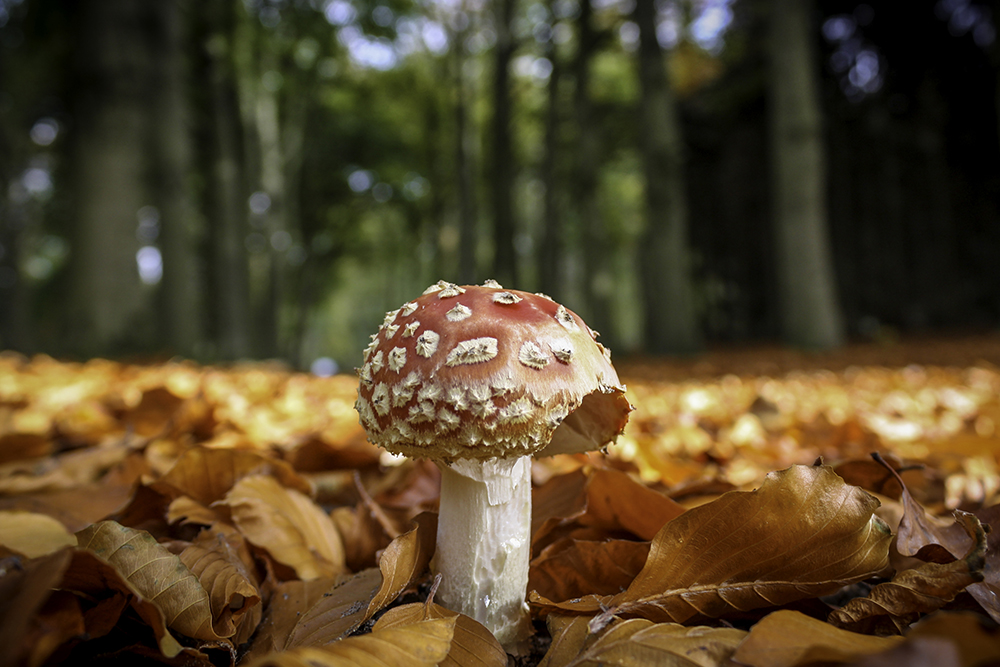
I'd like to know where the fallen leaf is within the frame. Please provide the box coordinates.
[0,548,72,667]
[75,520,222,640]
[374,600,507,667]
[539,616,592,667]
[21,590,85,667]
[283,513,436,649]
[0,510,76,557]
[244,576,348,660]
[533,465,892,626]
[160,448,312,506]
[732,609,903,667]
[179,523,261,639]
[579,469,686,541]
[828,511,986,634]
[245,617,456,667]
[60,548,185,657]
[558,617,746,667]
[224,475,346,580]
[529,538,649,602]
[907,611,1000,666]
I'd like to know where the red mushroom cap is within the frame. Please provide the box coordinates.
[354,280,633,462]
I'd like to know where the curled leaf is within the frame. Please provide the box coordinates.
[733,610,903,667]
[533,465,892,626]
[828,511,986,634]
[224,474,346,580]
[562,618,746,667]
[374,600,507,667]
[75,520,222,641]
[0,510,76,558]
[246,617,456,667]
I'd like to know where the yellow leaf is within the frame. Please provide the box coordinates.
[533,465,892,625]
[0,510,76,558]
[160,447,312,506]
[566,618,746,667]
[75,520,222,641]
[374,601,507,667]
[225,475,346,580]
[732,610,903,667]
[246,617,456,667]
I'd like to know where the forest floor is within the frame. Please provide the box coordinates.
[2,333,1000,666]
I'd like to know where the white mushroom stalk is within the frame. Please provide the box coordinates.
[435,457,532,648]
[354,280,632,653]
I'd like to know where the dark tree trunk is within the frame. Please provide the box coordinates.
[151,0,203,358]
[203,2,253,359]
[538,0,564,301]
[454,12,479,285]
[490,0,517,287]
[573,0,613,344]
[768,0,844,349]
[634,0,701,355]
[68,0,153,356]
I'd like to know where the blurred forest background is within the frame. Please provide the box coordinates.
[0,0,998,373]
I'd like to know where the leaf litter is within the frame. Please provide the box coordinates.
[0,346,1000,665]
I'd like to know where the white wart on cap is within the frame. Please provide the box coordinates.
[355,280,632,461]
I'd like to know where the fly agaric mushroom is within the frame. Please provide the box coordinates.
[354,280,632,650]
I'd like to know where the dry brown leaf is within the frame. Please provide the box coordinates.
[0,510,76,558]
[244,576,347,660]
[283,513,436,649]
[75,520,222,641]
[245,617,456,667]
[374,600,507,667]
[907,611,1000,666]
[874,454,967,562]
[21,590,85,667]
[557,617,746,667]
[60,548,185,657]
[0,548,72,667]
[539,615,593,667]
[828,511,986,634]
[732,610,903,667]
[179,523,261,639]
[224,475,346,580]
[160,447,312,506]
[579,469,686,541]
[533,465,891,626]
[529,538,649,602]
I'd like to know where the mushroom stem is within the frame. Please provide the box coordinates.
[434,455,533,652]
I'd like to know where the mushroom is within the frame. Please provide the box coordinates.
[354,280,632,651]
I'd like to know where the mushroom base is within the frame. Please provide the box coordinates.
[434,456,532,652]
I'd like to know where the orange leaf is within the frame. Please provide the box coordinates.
[224,475,346,580]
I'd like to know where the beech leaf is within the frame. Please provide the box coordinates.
[284,513,436,649]
[246,617,456,667]
[178,523,261,639]
[732,610,903,667]
[529,538,649,602]
[828,510,986,634]
[0,510,76,558]
[75,520,223,641]
[224,474,346,580]
[559,618,746,667]
[532,465,892,626]
[374,600,507,667]
[159,447,312,506]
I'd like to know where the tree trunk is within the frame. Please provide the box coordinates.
[68,0,152,356]
[151,0,203,358]
[490,0,517,288]
[768,0,844,349]
[454,10,479,285]
[538,0,564,301]
[634,0,701,355]
[203,2,253,359]
[573,0,613,343]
